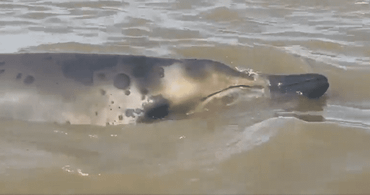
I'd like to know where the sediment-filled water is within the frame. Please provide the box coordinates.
[1,0,370,194]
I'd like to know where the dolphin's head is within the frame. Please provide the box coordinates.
[192,71,329,115]
[140,60,330,122]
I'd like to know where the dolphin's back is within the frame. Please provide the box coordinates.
[0,53,249,125]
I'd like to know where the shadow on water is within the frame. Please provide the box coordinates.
[273,95,328,122]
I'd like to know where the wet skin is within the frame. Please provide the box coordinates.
[0,53,329,124]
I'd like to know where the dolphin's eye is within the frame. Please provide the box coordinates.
[141,95,170,120]
[145,104,169,119]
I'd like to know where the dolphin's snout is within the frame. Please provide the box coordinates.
[268,74,329,99]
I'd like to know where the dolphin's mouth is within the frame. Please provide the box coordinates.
[201,73,329,102]
[189,85,266,114]
[268,73,329,99]
[201,85,263,101]
[195,73,329,115]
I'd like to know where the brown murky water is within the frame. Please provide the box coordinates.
[1,0,370,194]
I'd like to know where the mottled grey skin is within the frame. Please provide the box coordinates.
[0,53,329,125]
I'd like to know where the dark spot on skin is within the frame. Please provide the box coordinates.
[95,112,98,116]
[118,115,123,120]
[125,109,135,118]
[66,121,71,125]
[0,61,5,66]
[118,106,121,109]
[106,122,110,126]
[100,89,106,96]
[141,95,146,100]
[0,69,4,74]
[140,88,148,95]
[16,73,22,80]
[110,108,112,111]
[113,73,130,90]
[111,101,114,104]
[97,73,106,80]
[23,75,35,84]
[125,90,130,96]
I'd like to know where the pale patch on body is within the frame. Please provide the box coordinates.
[0,82,149,126]
[160,63,201,106]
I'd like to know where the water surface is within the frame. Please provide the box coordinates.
[1,0,370,194]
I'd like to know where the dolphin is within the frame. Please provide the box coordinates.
[0,53,329,125]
